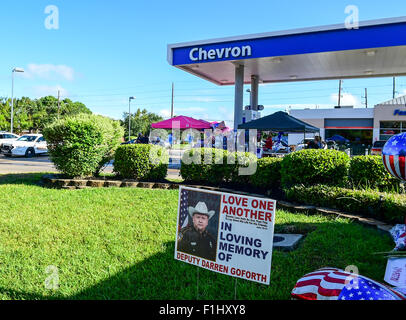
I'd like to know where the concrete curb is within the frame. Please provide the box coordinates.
[42,174,180,191]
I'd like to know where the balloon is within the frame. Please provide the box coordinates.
[382,133,406,181]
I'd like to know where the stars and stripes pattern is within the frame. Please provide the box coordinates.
[291,268,406,300]
[178,189,189,231]
[382,133,406,181]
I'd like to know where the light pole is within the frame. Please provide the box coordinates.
[11,67,24,134]
[128,96,135,141]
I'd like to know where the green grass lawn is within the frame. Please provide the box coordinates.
[0,173,394,300]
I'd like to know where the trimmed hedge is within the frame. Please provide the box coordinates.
[250,157,282,189]
[113,144,168,180]
[280,149,350,187]
[43,113,124,178]
[284,184,406,223]
[180,148,257,186]
[349,155,399,190]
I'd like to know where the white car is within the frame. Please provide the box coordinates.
[296,138,327,151]
[2,134,48,158]
[0,132,20,149]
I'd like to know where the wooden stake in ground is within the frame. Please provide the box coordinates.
[196,266,199,300]
[234,278,238,300]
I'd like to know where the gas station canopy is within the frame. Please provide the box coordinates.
[167,17,406,85]
[167,17,406,129]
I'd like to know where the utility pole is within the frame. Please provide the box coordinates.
[363,88,368,108]
[338,80,342,107]
[393,77,396,99]
[57,89,60,119]
[10,67,25,134]
[171,82,174,118]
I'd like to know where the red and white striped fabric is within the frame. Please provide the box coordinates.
[382,154,406,181]
[291,268,348,300]
[381,133,406,181]
[291,267,406,300]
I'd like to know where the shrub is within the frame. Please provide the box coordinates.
[43,113,124,178]
[250,157,282,189]
[98,119,125,174]
[113,144,168,180]
[180,148,257,186]
[284,184,406,223]
[349,155,399,190]
[280,149,350,187]
[180,148,232,185]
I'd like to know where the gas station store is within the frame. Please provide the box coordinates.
[289,95,406,146]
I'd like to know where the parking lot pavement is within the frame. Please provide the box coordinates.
[0,154,182,179]
[0,154,57,173]
[0,154,116,174]
[168,149,185,169]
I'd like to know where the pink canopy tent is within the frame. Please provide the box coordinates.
[151,115,212,129]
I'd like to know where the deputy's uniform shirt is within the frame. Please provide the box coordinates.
[177,225,217,261]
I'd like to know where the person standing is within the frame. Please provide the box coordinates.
[314,136,322,149]
[265,135,273,150]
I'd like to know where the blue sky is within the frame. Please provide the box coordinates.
[1,0,406,127]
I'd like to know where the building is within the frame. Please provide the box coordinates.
[288,95,406,146]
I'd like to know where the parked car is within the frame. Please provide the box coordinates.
[121,139,137,145]
[1,134,48,158]
[326,134,350,144]
[326,140,338,150]
[0,132,20,151]
[150,137,170,149]
[296,138,314,151]
[296,138,327,151]
[371,140,386,155]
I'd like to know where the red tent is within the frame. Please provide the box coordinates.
[151,115,212,129]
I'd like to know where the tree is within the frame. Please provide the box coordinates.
[121,108,163,138]
[43,113,124,178]
[60,99,91,117]
[0,95,93,133]
[14,97,33,132]
[0,98,10,131]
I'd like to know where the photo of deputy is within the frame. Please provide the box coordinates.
[177,201,217,261]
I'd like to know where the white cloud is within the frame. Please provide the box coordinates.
[159,109,171,118]
[31,85,68,98]
[23,64,75,81]
[330,93,361,107]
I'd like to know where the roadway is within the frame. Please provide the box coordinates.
[0,151,183,180]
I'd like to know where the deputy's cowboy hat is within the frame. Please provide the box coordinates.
[188,202,215,220]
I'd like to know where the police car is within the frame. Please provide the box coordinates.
[1,134,48,158]
[0,132,20,150]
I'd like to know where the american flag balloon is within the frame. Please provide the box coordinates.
[382,133,406,182]
[291,268,406,300]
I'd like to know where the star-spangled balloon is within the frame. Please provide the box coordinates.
[382,132,406,181]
